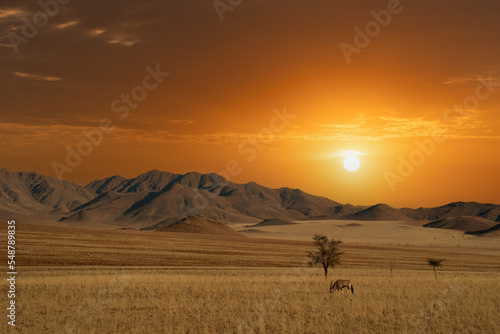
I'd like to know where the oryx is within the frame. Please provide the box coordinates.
[330,279,354,294]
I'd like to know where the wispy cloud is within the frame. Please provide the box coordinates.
[0,8,25,20]
[55,20,80,29]
[88,29,105,37]
[0,111,497,155]
[313,113,494,142]
[13,72,61,82]
[107,36,139,46]
[442,75,497,85]
[170,120,195,125]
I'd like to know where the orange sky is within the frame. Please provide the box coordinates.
[1,0,499,208]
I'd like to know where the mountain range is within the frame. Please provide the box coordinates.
[1,168,499,230]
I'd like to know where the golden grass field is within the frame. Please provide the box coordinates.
[1,222,499,333]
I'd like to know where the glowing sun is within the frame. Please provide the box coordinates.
[343,155,360,172]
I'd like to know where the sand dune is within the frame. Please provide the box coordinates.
[246,218,297,228]
[239,228,272,234]
[465,223,500,236]
[229,219,500,247]
[343,204,412,221]
[156,216,244,237]
[339,223,362,228]
[402,201,500,221]
[424,216,497,232]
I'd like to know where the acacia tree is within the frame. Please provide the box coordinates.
[427,258,445,280]
[307,234,344,278]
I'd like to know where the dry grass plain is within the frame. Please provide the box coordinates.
[1,223,499,333]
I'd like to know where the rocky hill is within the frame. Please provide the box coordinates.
[1,168,498,231]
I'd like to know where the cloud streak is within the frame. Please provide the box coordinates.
[0,8,26,20]
[170,120,195,125]
[107,37,139,46]
[0,111,498,155]
[313,113,497,142]
[12,72,61,82]
[88,29,105,37]
[55,20,80,29]
[442,74,498,85]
